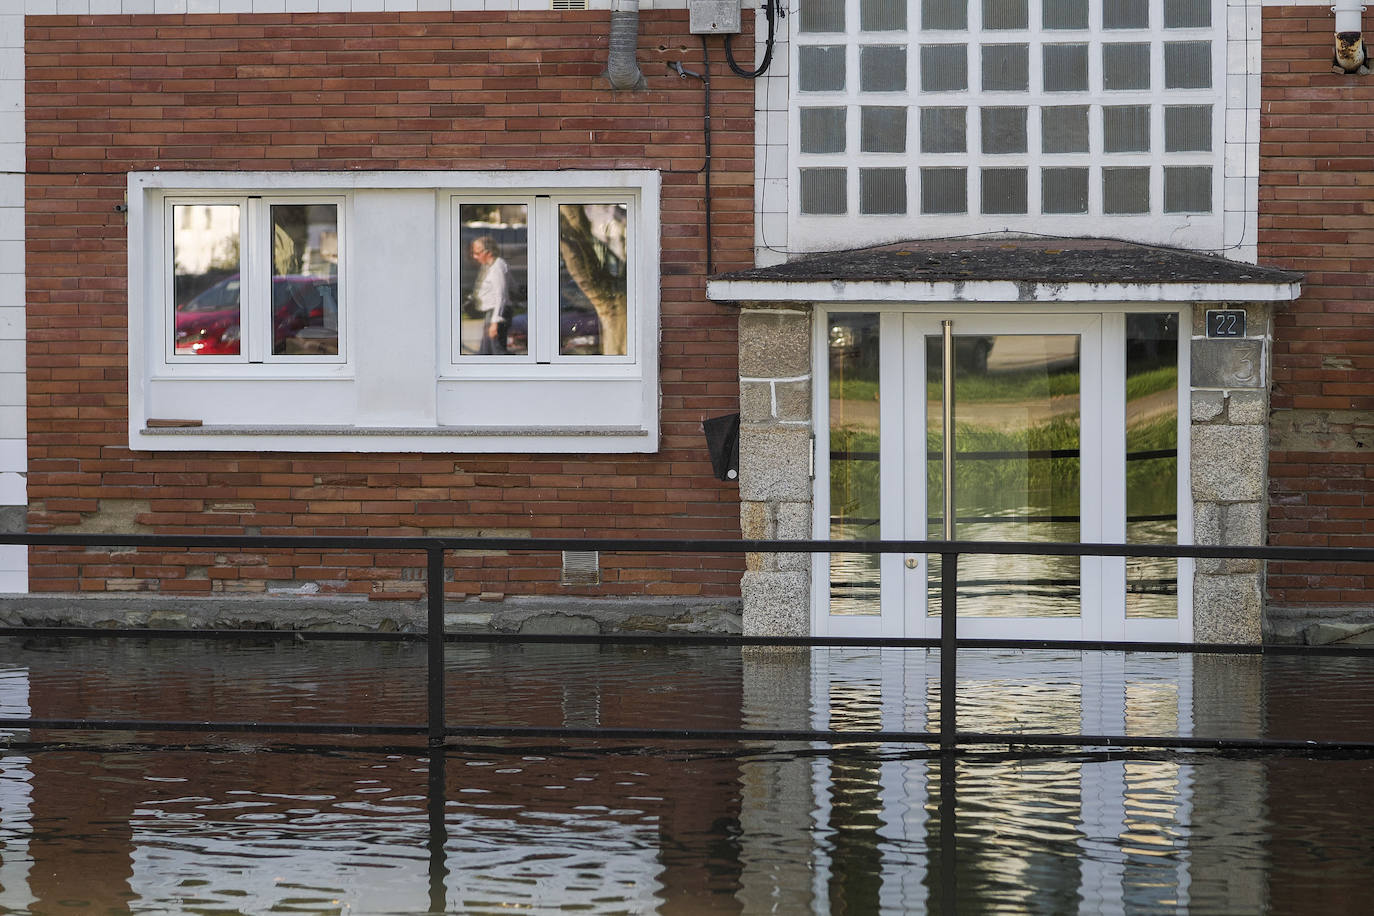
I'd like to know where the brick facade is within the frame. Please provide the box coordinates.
[24,12,752,600]
[1262,6,1374,610]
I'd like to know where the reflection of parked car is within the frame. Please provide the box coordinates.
[175,274,337,355]
[507,303,602,355]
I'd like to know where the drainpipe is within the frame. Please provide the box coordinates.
[1333,0,1370,73]
[606,0,647,91]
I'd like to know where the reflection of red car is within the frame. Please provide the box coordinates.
[175,275,337,356]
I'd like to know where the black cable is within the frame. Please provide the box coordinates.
[702,35,713,276]
[724,0,779,79]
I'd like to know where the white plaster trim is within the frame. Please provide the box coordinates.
[709,278,1303,303]
[27,0,695,9]
[1,16,19,592]
[740,374,810,384]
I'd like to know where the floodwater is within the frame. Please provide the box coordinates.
[2,637,1374,914]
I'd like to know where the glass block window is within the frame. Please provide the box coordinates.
[792,0,1222,236]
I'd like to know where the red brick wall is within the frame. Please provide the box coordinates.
[24,12,753,599]
[1262,7,1374,606]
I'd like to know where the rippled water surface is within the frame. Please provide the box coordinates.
[3,637,1374,914]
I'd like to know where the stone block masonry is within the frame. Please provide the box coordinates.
[22,9,754,608]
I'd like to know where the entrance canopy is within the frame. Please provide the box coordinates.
[706,236,1303,304]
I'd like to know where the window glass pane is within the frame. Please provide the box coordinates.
[861,0,905,31]
[1164,0,1210,28]
[981,106,1027,153]
[1104,0,1149,29]
[1104,167,1151,213]
[1041,105,1089,152]
[1165,40,1211,88]
[861,106,907,152]
[798,46,846,91]
[1164,166,1212,212]
[1103,105,1151,152]
[981,167,1028,213]
[1042,0,1087,29]
[860,45,908,91]
[270,204,340,357]
[1042,167,1089,212]
[558,204,627,356]
[982,43,1029,91]
[173,204,241,357]
[1125,313,1179,619]
[459,204,529,357]
[982,0,1027,30]
[801,107,848,153]
[800,0,845,32]
[1164,105,1212,151]
[860,168,907,213]
[922,167,967,212]
[1103,43,1151,90]
[921,107,967,152]
[801,168,848,214]
[1043,43,1089,92]
[921,44,968,91]
[923,0,967,30]
[829,312,881,617]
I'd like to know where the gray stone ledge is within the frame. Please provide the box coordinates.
[0,593,742,635]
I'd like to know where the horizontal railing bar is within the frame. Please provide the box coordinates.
[5,532,1374,563]
[7,718,1372,753]
[7,627,1374,655]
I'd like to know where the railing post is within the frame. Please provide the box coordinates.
[427,543,446,749]
[940,550,958,752]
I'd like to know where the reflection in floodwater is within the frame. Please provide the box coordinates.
[2,640,1374,913]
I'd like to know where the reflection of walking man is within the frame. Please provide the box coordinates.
[471,236,511,355]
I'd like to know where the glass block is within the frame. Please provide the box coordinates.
[983,0,1027,30]
[1103,43,1151,91]
[1164,166,1212,212]
[921,45,969,91]
[921,107,967,152]
[981,106,1028,153]
[800,107,848,154]
[800,0,845,33]
[922,167,968,213]
[982,44,1029,91]
[981,167,1028,213]
[1041,105,1089,152]
[799,46,847,92]
[1165,41,1211,88]
[1042,0,1088,29]
[1164,105,1212,152]
[1103,105,1151,152]
[801,168,848,214]
[860,168,908,213]
[1104,0,1148,29]
[1104,167,1150,213]
[1164,0,1210,28]
[1042,167,1089,213]
[923,0,968,31]
[861,106,908,152]
[861,0,907,31]
[861,45,908,91]
[1043,44,1089,92]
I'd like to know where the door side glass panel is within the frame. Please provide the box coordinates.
[929,334,1082,618]
[829,313,881,616]
[270,204,340,356]
[558,203,627,356]
[458,204,529,357]
[173,204,241,357]
[1125,314,1179,618]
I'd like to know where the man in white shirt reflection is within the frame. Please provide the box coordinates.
[470,236,511,355]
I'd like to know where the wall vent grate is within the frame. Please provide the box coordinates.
[552,0,589,9]
[561,550,600,586]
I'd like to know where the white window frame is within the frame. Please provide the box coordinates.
[443,193,640,375]
[161,194,348,374]
[128,170,661,454]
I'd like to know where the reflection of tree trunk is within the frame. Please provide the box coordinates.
[557,205,627,355]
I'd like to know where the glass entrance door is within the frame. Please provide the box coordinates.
[905,316,1105,639]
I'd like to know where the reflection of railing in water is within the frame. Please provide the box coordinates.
[4,532,1374,911]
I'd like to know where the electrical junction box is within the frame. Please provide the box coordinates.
[689,0,741,33]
